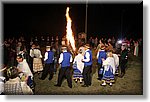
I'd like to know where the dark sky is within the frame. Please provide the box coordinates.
[3,2,143,40]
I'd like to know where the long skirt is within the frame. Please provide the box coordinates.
[73,68,83,79]
[72,63,83,79]
[102,66,115,83]
[33,58,43,73]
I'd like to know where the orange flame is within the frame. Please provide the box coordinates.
[65,7,76,51]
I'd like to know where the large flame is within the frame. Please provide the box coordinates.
[65,7,76,51]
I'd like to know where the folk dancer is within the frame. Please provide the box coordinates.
[96,45,107,80]
[54,46,73,88]
[4,66,33,95]
[16,54,34,89]
[81,44,93,87]
[73,48,84,83]
[30,44,43,74]
[101,51,115,86]
[39,46,54,80]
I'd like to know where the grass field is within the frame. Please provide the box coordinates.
[34,50,143,95]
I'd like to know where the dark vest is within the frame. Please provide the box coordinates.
[61,52,71,67]
[98,50,107,64]
[84,50,92,66]
[45,51,54,64]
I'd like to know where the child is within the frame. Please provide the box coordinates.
[101,51,115,86]
[54,45,73,88]
[73,48,84,83]
[96,45,107,80]
[39,46,54,80]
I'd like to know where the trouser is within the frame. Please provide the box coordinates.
[29,57,33,73]
[41,63,54,80]
[27,76,34,89]
[97,63,103,79]
[57,66,72,87]
[120,60,128,74]
[83,65,92,86]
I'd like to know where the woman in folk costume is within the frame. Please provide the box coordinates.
[101,51,115,86]
[4,66,33,95]
[30,44,43,73]
[96,45,107,80]
[134,40,139,56]
[16,54,34,89]
[73,48,84,83]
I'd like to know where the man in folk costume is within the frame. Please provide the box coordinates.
[73,48,84,83]
[101,51,115,86]
[96,45,107,80]
[30,44,43,74]
[81,44,93,87]
[39,46,54,80]
[119,44,128,78]
[54,45,73,88]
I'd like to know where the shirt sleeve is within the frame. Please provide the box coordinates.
[44,52,48,61]
[29,49,34,57]
[39,50,42,58]
[70,55,73,62]
[96,51,99,59]
[82,52,90,62]
[59,53,63,64]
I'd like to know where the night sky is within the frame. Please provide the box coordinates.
[3,2,143,40]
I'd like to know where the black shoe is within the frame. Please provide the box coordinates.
[119,73,124,78]
[88,83,91,86]
[68,85,72,88]
[81,85,89,87]
[48,77,53,81]
[39,77,45,80]
[54,84,61,87]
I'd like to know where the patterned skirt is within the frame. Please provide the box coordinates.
[33,58,43,72]
[102,66,115,83]
[73,63,83,78]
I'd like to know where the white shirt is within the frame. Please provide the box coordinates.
[30,49,42,58]
[17,59,33,78]
[44,51,54,61]
[96,50,105,59]
[82,49,90,62]
[59,50,73,64]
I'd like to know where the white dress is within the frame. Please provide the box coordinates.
[30,49,43,72]
[102,57,115,83]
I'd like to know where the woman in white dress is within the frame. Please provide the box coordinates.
[30,45,43,73]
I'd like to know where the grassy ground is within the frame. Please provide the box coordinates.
[34,50,143,95]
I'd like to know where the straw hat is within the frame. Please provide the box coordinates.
[84,44,90,49]
[61,45,67,50]
[100,45,105,50]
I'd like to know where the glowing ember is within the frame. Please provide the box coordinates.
[65,7,76,51]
